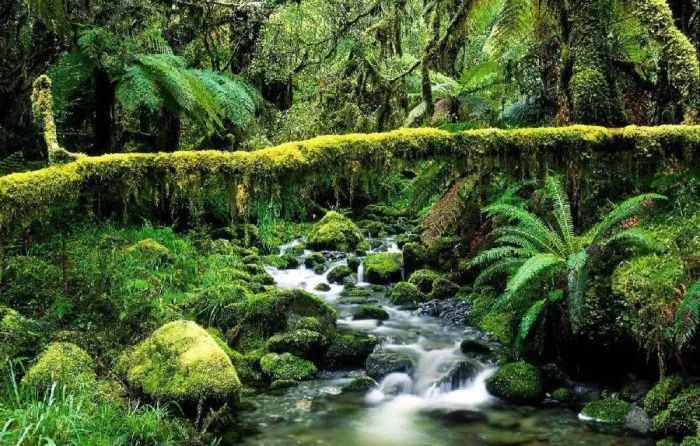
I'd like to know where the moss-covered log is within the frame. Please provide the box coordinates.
[0,125,699,238]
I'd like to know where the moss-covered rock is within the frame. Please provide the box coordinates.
[125,239,173,264]
[314,283,331,292]
[0,307,43,358]
[347,256,361,273]
[260,352,317,381]
[117,321,241,404]
[353,305,390,321]
[22,342,96,391]
[551,387,573,402]
[651,387,700,438]
[580,398,633,425]
[342,376,378,392]
[323,331,379,369]
[365,350,413,380]
[485,362,543,404]
[264,254,299,270]
[645,376,686,417]
[327,265,353,284]
[267,329,328,360]
[304,252,326,269]
[364,253,402,285]
[430,278,461,300]
[307,212,366,252]
[402,242,426,275]
[407,269,443,294]
[389,282,426,305]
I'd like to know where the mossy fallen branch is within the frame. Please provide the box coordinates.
[0,125,699,238]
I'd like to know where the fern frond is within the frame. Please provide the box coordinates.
[470,246,529,266]
[674,281,700,349]
[589,193,667,243]
[474,258,524,287]
[191,70,261,131]
[422,175,476,245]
[485,204,565,254]
[502,253,565,303]
[567,250,589,331]
[516,299,546,349]
[607,227,659,251]
[485,0,534,55]
[491,226,553,253]
[545,176,574,248]
[47,51,94,114]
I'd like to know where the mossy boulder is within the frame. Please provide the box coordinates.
[459,339,493,356]
[580,398,633,425]
[323,331,379,369]
[265,254,299,270]
[125,239,173,263]
[304,252,326,269]
[0,307,43,358]
[364,253,402,284]
[389,282,425,306]
[645,376,686,417]
[260,352,317,382]
[407,269,443,294]
[346,256,361,273]
[307,211,366,252]
[229,289,337,351]
[402,242,426,275]
[485,362,544,404]
[353,305,390,321]
[365,350,413,381]
[651,387,700,439]
[343,376,378,392]
[117,321,241,404]
[22,342,96,391]
[267,329,329,360]
[430,278,461,300]
[327,265,354,284]
[551,387,573,402]
[314,283,332,292]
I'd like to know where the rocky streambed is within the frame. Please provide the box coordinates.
[228,236,652,446]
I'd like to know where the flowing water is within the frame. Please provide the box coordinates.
[233,238,652,446]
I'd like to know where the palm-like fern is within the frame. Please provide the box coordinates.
[674,280,700,350]
[471,176,665,346]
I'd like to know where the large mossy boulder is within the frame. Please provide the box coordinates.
[408,269,443,294]
[307,211,366,252]
[327,265,353,284]
[230,289,337,351]
[389,282,425,306]
[260,352,317,382]
[267,329,329,360]
[485,362,543,404]
[117,321,241,404]
[323,331,379,369]
[364,253,402,285]
[22,342,96,391]
[651,387,700,439]
[353,305,390,321]
[580,398,633,425]
[0,306,43,358]
[645,375,686,417]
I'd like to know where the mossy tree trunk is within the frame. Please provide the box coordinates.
[566,0,626,126]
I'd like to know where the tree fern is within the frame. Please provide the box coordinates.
[502,253,565,303]
[516,298,546,349]
[546,176,574,249]
[589,193,667,243]
[484,203,566,254]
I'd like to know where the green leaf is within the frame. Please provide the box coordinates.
[516,299,546,349]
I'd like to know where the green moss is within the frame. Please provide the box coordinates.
[117,321,241,403]
[314,283,331,292]
[407,269,443,294]
[266,329,328,360]
[125,238,174,264]
[353,305,390,321]
[323,331,379,368]
[22,342,96,392]
[0,307,44,358]
[260,352,317,381]
[645,376,687,417]
[551,387,573,402]
[342,376,378,392]
[485,362,543,404]
[346,256,361,273]
[364,252,402,285]
[304,252,326,269]
[31,75,80,164]
[307,211,366,252]
[402,242,426,275]
[430,278,460,300]
[389,282,426,305]
[327,265,353,284]
[264,254,299,270]
[651,387,700,438]
[580,398,632,425]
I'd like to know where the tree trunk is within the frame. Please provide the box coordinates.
[567,0,626,126]
[161,109,181,152]
[94,68,114,155]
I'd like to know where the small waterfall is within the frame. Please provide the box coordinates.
[357,263,365,283]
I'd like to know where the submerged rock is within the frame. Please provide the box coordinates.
[117,321,241,404]
[365,350,413,380]
[460,339,493,356]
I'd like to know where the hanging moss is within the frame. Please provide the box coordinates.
[0,125,698,239]
[31,75,80,164]
[632,0,700,121]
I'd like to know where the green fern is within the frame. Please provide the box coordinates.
[516,298,546,349]
[674,281,700,350]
